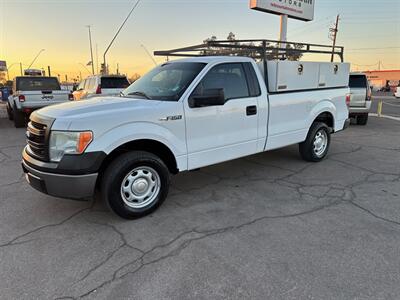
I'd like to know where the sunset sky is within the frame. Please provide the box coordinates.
[1,0,399,81]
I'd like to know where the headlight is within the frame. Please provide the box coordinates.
[49,131,93,162]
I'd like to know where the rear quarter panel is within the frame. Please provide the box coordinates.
[266,87,349,151]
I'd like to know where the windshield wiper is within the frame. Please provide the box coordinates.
[127,91,151,99]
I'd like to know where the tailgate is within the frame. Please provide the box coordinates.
[22,90,70,103]
[350,88,367,107]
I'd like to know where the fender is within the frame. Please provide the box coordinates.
[86,121,188,171]
[307,99,336,130]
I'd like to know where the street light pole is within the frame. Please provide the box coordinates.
[86,25,95,75]
[27,49,45,69]
[102,0,141,75]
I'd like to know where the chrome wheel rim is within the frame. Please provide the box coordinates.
[313,130,328,157]
[120,166,161,209]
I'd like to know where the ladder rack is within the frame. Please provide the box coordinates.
[154,39,344,62]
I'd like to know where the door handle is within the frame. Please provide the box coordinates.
[246,105,257,116]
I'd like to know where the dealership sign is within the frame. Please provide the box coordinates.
[250,0,315,21]
[0,61,6,72]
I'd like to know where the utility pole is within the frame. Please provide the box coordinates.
[20,62,23,75]
[48,66,51,77]
[102,0,141,75]
[86,25,95,75]
[279,14,288,51]
[329,15,340,62]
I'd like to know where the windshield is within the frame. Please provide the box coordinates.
[101,77,130,89]
[16,77,61,91]
[122,62,206,101]
[349,75,367,88]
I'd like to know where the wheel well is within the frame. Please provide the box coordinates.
[99,139,179,179]
[314,112,334,130]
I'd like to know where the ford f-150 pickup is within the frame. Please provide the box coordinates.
[22,40,351,219]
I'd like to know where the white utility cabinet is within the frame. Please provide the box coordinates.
[258,61,350,92]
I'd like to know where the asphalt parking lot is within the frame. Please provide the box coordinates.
[1,103,400,299]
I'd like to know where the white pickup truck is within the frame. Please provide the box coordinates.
[7,76,73,127]
[22,41,351,219]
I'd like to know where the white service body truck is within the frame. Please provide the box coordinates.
[22,56,350,219]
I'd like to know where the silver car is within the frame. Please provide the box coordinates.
[348,73,372,125]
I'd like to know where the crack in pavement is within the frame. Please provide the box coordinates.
[0,206,92,248]
[348,200,400,227]
[71,221,145,284]
[61,198,344,299]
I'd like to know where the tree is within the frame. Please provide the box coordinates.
[129,73,141,83]
[202,33,304,61]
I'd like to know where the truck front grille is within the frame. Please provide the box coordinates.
[27,121,48,161]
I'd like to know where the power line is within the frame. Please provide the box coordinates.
[347,46,400,51]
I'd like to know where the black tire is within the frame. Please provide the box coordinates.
[6,103,13,121]
[13,104,26,128]
[299,122,331,162]
[356,114,368,126]
[101,151,170,219]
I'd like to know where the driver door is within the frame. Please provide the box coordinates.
[184,63,260,169]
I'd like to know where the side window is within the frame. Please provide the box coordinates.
[243,62,261,97]
[77,80,85,90]
[83,79,90,90]
[88,78,94,91]
[193,63,250,101]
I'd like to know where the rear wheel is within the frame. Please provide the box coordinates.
[299,122,331,162]
[101,151,170,219]
[356,114,368,125]
[13,104,26,128]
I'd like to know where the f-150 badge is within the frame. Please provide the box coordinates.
[159,115,182,121]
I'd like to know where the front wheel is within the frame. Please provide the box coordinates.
[299,122,331,162]
[101,151,170,219]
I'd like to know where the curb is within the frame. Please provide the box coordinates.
[369,113,400,122]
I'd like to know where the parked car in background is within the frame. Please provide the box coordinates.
[348,73,371,125]
[6,76,73,127]
[394,86,400,98]
[73,75,130,100]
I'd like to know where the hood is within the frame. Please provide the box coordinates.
[34,96,160,119]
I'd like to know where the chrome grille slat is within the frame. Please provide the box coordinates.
[27,121,47,161]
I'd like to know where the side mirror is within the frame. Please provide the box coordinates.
[189,88,225,108]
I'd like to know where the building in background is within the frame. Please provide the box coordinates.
[363,70,400,91]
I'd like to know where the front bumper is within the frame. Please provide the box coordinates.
[22,160,98,200]
[21,146,105,200]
